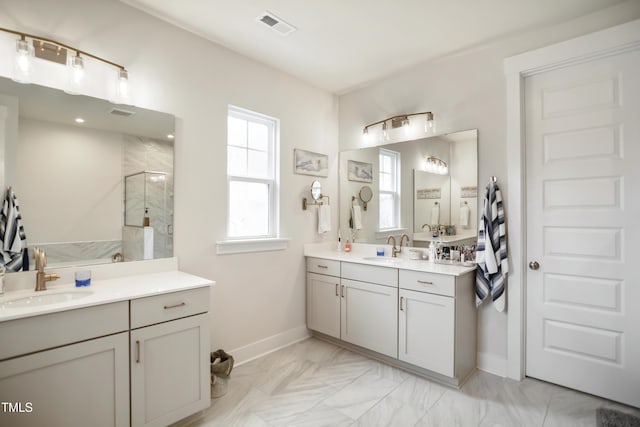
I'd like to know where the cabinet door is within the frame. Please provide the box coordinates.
[341,279,398,358]
[0,332,129,427]
[131,313,210,427]
[399,289,454,376]
[306,272,341,338]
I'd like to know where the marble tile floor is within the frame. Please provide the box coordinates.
[180,337,639,427]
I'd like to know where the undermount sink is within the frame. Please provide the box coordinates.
[361,256,403,264]
[0,289,94,309]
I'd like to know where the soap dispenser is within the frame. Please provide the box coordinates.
[143,208,150,227]
[428,233,437,264]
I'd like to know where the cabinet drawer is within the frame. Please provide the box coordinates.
[131,287,209,329]
[399,270,455,297]
[306,257,340,277]
[342,262,397,288]
[0,301,129,361]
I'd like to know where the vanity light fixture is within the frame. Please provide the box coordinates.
[424,155,448,175]
[74,117,85,124]
[1,27,130,102]
[362,111,435,142]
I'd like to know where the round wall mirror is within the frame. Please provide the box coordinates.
[359,185,373,210]
[310,180,323,200]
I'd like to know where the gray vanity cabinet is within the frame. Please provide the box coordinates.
[306,258,341,338]
[306,255,476,387]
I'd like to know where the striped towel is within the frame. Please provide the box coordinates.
[475,181,508,312]
[1,188,27,272]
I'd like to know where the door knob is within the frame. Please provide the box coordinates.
[529,261,540,270]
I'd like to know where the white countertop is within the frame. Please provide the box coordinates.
[0,270,214,322]
[304,243,476,276]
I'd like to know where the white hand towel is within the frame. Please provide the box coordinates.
[351,205,363,230]
[431,205,440,225]
[459,205,470,228]
[318,204,331,234]
[143,226,154,260]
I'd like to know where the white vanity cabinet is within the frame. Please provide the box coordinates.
[0,280,211,427]
[340,262,398,358]
[0,302,130,427]
[305,254,476,386]
[130,288,210,427]
[306,259,398,357]
[398,270,476,380]
[306,258,341,338]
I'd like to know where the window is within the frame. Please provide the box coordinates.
[379,148,401,230]
[226,105,279,240]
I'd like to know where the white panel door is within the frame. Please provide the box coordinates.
[341,278,398,358]
[525,49,640,407]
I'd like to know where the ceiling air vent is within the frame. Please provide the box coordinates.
[109,107,135,117]
[256,11,296,36]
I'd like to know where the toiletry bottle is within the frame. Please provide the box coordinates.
[337,230,343,251]
[345,240,351,252]
[428,238,436,264]
[144,208,150,227]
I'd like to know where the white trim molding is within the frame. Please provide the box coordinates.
[503,18,640,381]
[230,325,311,366]
[216,237,290,255]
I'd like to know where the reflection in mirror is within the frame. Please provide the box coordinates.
[339,129,477,247]
[359,185,373,210]
[0,76,175,271]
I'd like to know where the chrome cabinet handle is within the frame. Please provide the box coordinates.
[417,280,434,285]
[529,261,540,270]
[317,265,329,269]
[136,340,141,364]
[400,296,404,311]
[341,285,345,298]
[335,283,339,296]
[164,302,186,310]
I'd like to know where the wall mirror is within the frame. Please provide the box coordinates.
[0,76,175,271]
[339,129,477,246]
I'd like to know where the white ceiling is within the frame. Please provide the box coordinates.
[121,0,625,94]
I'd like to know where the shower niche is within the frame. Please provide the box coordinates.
[124,170,173,260]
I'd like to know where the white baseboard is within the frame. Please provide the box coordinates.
[477,351,508,377]
[230,325,311,366]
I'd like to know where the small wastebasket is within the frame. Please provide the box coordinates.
[210,349,234,398]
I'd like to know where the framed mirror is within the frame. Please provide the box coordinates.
[339,129,477,246]
[0,76,175,271]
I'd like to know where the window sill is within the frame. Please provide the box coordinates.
[374,228,408,240]
[216,238,290,255]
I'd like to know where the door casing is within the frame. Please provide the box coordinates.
[503,18,640,381]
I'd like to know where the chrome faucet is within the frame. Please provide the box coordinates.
[399,233,410,251]
[34,247,60,292]
[386,235,400,257]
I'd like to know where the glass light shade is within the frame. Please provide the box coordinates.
[114,68,130,104]
[425,113,436,134]
[13,39,35,84]
[362,127,370,143]
[66,54,85,94]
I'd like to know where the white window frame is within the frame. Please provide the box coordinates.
[378,148,401,231]
[217,105,287,254]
